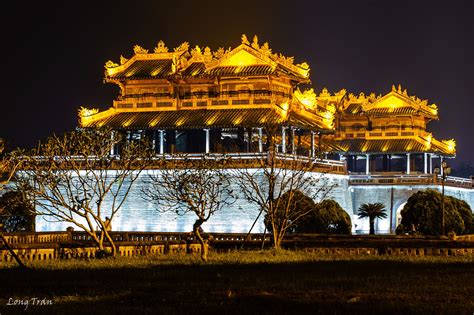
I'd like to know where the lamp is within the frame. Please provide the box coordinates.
[434,160,451,235]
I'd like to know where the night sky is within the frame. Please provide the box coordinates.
[1,1,473,166]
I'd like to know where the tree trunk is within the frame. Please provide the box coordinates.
[272,228,282,249]
[103,231,117,257]
[0,232,27,269]
[369,218,375,235]
[193,219,207,261]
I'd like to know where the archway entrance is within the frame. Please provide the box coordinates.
[395,202,407,229]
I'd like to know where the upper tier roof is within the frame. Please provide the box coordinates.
[103,35,310,81]
[338,85,439,120]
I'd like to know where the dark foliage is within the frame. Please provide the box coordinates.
[264,190,315,234]
[264,191,351,234]
[398,189,474,235]
[296,199,351,234]
[0,190,35,232]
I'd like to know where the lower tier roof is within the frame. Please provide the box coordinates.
[82,108,328,131]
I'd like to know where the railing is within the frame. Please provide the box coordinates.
[114,97,276,110]
[146,153,346,174]
[349,174,473,189]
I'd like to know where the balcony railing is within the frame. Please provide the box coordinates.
[113,90,291,110]
[349,174,473,189]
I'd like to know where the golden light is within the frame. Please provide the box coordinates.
[176,117,186,127]
[206,114,218,126]
[294,89,316,109]
[122,118,134,127]
[221,50,262,67]
[443,139,456,153]
[78,107,99,118]
[379,95,405,109]
[126,70,137,77]
[233,116,243,125]
[149,119,159,127]
[151,67,162,76]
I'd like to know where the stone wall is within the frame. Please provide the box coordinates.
[34,171,474,234]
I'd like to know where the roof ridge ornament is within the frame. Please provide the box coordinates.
[259,42,272,56]
[203,46,213,62]
[241,34,250,45]
[120,55,128,65]
[105,60,119,69]
[251,35,259,50]
[213,47,225,59]
[174,42,190,52]
[319,87,331,97]
[133,45,148,54]
[154,40,169,53]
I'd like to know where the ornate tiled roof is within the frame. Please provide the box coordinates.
[325,137,455,155]
[104,35,310,81]
[81,108,330,132]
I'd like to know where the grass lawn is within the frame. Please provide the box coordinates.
[1,250,473,314]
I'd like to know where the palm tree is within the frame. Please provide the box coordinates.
[357,203,387,235]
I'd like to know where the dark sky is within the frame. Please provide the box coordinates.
[1,0,473,165]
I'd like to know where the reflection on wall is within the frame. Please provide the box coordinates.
[36,171,474,234]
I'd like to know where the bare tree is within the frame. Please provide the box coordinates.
[142,155,235,261]
[233,128,334,249]
[13,128,152,257]
[0,138,28,268]
[0,139,21,189]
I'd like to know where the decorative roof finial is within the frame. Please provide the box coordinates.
[154,40,169,53]
[105,60,119,68]
[173,42,190,52]
[133,45,149,54]
[251,35,259,49]
[241,34,250,45]
[397,84,402,93]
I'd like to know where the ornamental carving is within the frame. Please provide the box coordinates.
[105,60,119,68]
[335,89,347,97]
[154,40,169,53]
[241,34,250,45]
[203,46,213,62]
[78,106,99,118]
[173,42,189,52]
[319,88,331,98]
[273,53,295,66]
[191,45,203,57]
[213,47,225,59]
[296,62,309,70]
[251,35,259,50]
[259,42,272,56]
[133,45,148,54]
[120,55,128,65]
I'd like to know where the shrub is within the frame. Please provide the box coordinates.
[399,189,474,235]
[0,190,35,232]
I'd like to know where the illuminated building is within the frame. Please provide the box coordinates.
[41,35,470,235]
[79,35,455,173]
[79,35,336,158]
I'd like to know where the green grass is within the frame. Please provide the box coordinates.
[1,251,474,314]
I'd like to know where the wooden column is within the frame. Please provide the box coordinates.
[365,154,370,175]
[406,153,411,174]
[281,126,286,153]
[204,129,210,154]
